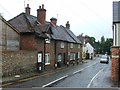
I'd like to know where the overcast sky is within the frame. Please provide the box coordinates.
[0,0,117,41]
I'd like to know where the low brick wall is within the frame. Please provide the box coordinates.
[2,50,37,77]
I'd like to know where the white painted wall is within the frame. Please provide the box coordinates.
[82,42,94,59]
[113,23,120,46]
[117,24,120,46]
[86,43,94,54]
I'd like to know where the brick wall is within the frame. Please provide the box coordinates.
[56,41,67,65]
[45,40,55,68]
[20,34,35,51]
[2,51,37,77]
[111,46,120,82]
[35,37,44,52]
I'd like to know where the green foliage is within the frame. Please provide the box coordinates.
[96,36,113,55]
[81,35,113,55]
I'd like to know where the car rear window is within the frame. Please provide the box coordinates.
[101,55,107,58]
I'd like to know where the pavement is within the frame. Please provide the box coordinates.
[1,59,119,88]
[1,60,86,88]
[1,65,69,87]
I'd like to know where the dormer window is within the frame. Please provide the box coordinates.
[45,34,51,43]
[45,38,50,43]
[61,42,64,48]
[70,43,73,48]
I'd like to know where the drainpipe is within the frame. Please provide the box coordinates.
[54,40,57,69]
[66,43,69,67]
[43,38,46,70]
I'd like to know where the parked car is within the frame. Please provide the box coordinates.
[100,55,109,64]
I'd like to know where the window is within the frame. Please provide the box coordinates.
[61,42,64,48]
[78,52,80,58]
[45,38,50,43]
[78,44,80,48]
[70,53,75,60]
[45,53,50,65]
[57,54,62,62]
[70,43,73,48]
[45,34,51,43]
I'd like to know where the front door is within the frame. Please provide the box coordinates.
[37,52,43,71]
[38,53,42,63]
[63,53,66,64]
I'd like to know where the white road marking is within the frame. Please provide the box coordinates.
[87,68,104,88]
[36,61,99,88]
[73,62,97,75]
[42,75,68,87]
[73,68,84,74]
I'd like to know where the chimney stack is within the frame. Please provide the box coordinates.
[66,21,70,29]
[37,4,46,25]
[50,17,57,27]
[25,4,31,15]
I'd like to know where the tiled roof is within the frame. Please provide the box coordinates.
[9,13,33,33]
[64,27,81,44]
[77,35,84,44]
[51,25,75,43]
[1,16,19,34]
[9,13,47,38]
[9,13,81,44]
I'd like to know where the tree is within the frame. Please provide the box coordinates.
[104,38,113,55]
[100,36,106,54]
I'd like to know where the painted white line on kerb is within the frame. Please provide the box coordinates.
[87,68,104,88]
[42,75,68,87]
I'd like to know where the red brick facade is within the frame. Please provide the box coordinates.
[45,40,55,69]
[4,4,82,76]
[111,46,120,82]
[20,34,36,51]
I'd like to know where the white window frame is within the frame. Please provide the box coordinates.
[78,52,80,58]
[45,38,50,43]
[78,44,80,48]
[70,43,73,48]
[70,53,75,60]
[45,53,50,65]
[61,42,64,48]
[45,34,51,43]
[57,54,62,62]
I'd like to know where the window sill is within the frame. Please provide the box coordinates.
[45,63,50,65]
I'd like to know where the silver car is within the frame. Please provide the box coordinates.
[100,55,109,64]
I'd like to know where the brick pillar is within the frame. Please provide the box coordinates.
[111,46,120,82]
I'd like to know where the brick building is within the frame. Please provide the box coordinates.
[2,4,82,76]
[111,1,120,82]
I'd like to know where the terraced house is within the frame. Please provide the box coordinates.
[2,4,82,76]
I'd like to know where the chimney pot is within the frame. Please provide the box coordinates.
[50,17,57,27]
[42,4,44,9]
[37,4,46,25]
[25,4,30,15]
[66,21,70,29]
[39,6,41,9]
[27,4,29,7]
